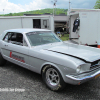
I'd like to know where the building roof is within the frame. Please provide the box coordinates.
[24,14,68,22]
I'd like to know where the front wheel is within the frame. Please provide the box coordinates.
[42,65,66,91]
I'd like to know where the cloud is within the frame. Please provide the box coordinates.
[23,0,51,11]
[0,0,25,14]
[0,0,53,14]
[0,0,96,14]
[69,0,96,9]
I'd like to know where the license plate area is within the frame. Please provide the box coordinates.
[95,74,100,79]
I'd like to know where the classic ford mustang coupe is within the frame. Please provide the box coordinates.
[0,28,100,91]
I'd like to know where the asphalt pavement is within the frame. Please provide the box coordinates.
[0,62,100,100]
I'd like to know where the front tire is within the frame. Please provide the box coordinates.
[0,53,6,66]
[42,65,66,91]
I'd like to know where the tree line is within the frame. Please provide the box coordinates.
[0,8,68,16]
[1,0,99,16]
[94,0,100,9]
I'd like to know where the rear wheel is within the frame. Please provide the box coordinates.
[0,53,6,66]
[42,65,66,91]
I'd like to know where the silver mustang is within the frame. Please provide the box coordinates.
[0,28,100,91]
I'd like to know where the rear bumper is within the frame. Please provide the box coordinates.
[65,68,100,85]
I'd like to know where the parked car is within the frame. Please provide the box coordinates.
[0,28,100,91]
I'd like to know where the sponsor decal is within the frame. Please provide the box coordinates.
[10,52,25,63]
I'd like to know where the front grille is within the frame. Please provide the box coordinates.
[91,60,99,66]
[90,60,100,70]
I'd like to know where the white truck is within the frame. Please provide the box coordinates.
[0,15,54,34]
[67,9,100,46]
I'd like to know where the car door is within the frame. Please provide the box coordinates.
[1,32,30,69]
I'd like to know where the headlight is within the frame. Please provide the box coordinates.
[76,66,81,73]
[76,63,91,73]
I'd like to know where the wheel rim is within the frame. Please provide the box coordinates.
[46,68,60,86]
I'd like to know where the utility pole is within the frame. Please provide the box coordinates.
[51,0,57,17]
[69,0,71,14]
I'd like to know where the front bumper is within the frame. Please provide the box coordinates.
[65,67,100,85]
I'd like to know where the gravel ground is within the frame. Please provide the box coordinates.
[0,62,100,100]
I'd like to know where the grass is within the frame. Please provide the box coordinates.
[60,34,69,41]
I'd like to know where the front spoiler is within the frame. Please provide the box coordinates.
[65,68,100,85]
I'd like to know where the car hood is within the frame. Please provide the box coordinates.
[43,43,100,62]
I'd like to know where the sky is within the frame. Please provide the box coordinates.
[0,0,97,14]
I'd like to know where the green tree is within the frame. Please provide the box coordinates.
[94,0,100,9]
[0,8,67,16]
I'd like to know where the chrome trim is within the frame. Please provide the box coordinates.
[66,70,100,81]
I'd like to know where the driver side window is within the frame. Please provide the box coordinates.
[3,32,23,46]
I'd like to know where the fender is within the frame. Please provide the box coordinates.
[40,62,65,81]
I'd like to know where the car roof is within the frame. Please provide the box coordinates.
[5,28,51,34]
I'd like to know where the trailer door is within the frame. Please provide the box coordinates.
[41,19,49,29]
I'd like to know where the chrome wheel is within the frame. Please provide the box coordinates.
[42,65,66,91]
[46,68,60,86]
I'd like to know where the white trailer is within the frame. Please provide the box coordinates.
[0,15,54,34]
[67,9,100,46]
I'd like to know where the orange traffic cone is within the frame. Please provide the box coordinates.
[97,43,100,48]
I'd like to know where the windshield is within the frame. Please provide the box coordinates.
[26,31,62,46]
